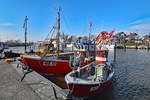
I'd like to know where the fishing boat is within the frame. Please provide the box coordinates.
[73,37,95,65]
[22,16,53,56]
[20,8,95,76]
[20,39,95,76]
[65,30,115,98]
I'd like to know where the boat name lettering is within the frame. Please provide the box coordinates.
[43,61,56,66]
[90,86,99,92]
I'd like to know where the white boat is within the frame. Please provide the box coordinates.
[105,44,115,50]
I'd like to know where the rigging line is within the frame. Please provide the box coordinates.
[41,24,57,59]
[82,16,92,36]
[44,23,57,41]
[61,9,71,35]
[90,25,98,41]
[81,22,91,37]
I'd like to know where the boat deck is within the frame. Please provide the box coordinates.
[65,63,114,85]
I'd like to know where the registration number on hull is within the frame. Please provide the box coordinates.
[43,61,56,66]
[90,86,99,92]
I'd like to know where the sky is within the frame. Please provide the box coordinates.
[0,0,150,42]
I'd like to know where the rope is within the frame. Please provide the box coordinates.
[61,10,71,35]
[41,25,56,59]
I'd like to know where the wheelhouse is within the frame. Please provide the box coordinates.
[95,50,108,64]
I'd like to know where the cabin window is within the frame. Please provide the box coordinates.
[81,45,83,49]
[98,51,103,57]
[85,46,87,49]
[100,52,103,57]
[96,51,99,56]
[105,51,108,57]
[103,52,106,57]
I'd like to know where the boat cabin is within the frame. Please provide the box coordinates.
[74,42,95,52]
[95,50,108,64]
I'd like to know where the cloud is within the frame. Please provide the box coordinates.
[0,22,14,27]
[129,18,150,25]
[130,23,150,31]
[127,18,150,34]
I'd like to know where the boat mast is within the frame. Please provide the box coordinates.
[88,22,92,56]
[23,16,28,52]
[56,8,60,59]
[89,22,92,42]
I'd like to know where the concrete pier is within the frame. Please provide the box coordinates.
[0,60,69,100]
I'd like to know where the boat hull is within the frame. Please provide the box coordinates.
[67,80,112,98]
[21,55,94,76]
[21,56,72,75]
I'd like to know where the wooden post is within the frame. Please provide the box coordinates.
[124,41,126,49]
[114,42,116,62]
[135,42,138,49]
[147,42,149,50]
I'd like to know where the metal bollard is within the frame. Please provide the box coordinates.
[51,85,58,99]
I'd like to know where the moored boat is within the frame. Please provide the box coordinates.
[65,50,114,97]
[20,8,95,76]
[65,30,115,98]
[20,39,95,75]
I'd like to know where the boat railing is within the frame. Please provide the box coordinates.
[69,55,74,67]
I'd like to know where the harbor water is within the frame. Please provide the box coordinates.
[4,46,39,53]
[4,47,150,100]
[88,49,150,100]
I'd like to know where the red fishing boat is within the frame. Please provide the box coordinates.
[20,8,95,76]
[65,30,115,98]
[20,41,95,75]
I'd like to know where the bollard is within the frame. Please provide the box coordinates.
[124,43,126,49]
[51,85,58,99]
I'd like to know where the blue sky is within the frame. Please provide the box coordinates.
[0,0,150,42]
